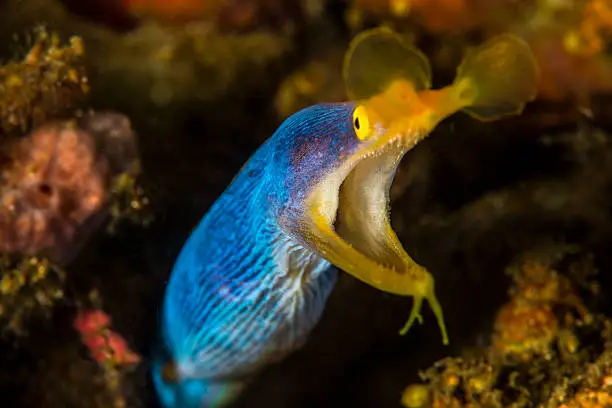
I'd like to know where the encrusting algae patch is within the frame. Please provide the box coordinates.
[401,245,612,408]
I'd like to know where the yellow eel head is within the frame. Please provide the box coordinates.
[295,79,449,344]
[280,27,539,345]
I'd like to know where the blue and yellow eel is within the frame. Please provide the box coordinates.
[152,28,540,407]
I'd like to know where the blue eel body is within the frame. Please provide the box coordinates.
[152,103,364,407]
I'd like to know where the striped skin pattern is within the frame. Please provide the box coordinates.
[153,103,364,407]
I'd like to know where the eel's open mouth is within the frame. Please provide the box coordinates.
[304,128,426,293]
[335,143,409,272]
[303,130,450,345]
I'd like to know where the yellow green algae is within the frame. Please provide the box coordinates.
[0,27,88,135]
[0,255,65,336]
[401,245,612,408]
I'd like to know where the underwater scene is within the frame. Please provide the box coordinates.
[2,0,612,407]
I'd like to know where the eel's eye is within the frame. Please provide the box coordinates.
[353,105,372,141]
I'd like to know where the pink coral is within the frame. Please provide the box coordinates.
[74,309,141,366]
[0,113,139,263]
[81,331,142,365]
[74,309,111,333]
[0,122,105,260]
